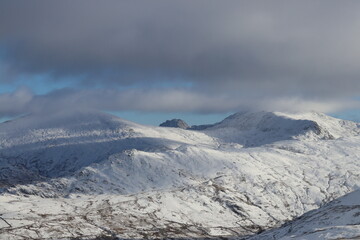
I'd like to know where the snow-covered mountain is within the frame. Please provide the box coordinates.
[0,110,359,239]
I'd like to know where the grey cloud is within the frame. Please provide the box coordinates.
[0,87,34,116]
[0,88,357,119]
[1,0,360,112]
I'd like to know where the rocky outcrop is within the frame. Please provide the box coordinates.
[159,119,190,129]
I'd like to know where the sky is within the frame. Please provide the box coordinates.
[1,0,360,125]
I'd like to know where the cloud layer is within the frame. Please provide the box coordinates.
[1,87,358,118]
[1,0,360,115]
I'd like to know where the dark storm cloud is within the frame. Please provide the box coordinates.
[1,0,360,113]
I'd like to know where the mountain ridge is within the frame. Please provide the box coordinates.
[0,110,360,239]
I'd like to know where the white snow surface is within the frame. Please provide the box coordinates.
[0,110,360,239]
[247,189,360,239]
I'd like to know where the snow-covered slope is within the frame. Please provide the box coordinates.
[0,110,139,179]
[0,110,360,239]
[204,111,359,147]
[247,189,360,239]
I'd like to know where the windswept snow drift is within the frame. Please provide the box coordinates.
[0,110,360,239]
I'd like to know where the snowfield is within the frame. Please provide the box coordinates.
[0,110,360,239]
[248,189,360,239]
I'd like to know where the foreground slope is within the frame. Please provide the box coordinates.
[0,110,360,239]
[248,189,360,239]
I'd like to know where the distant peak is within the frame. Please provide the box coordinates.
[159,119,189,129]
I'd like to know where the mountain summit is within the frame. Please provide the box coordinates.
[159,118,190,129]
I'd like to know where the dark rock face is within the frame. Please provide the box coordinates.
[189,124,214,130]
[159,119,189,129]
